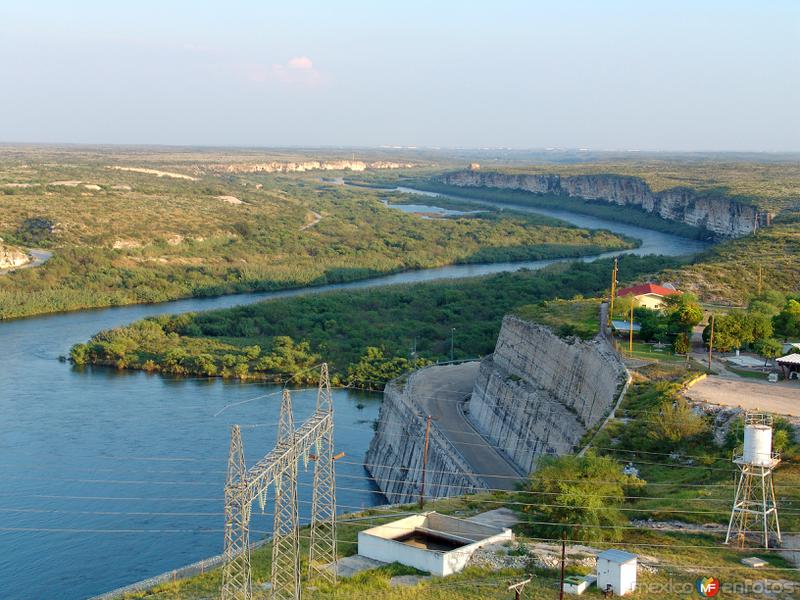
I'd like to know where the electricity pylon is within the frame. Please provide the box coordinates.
[307,364,338,584]
[221,425,252,599]
[221,364,337,600]
[271,389,301,599]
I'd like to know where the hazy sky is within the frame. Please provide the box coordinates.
[1,1,798,151]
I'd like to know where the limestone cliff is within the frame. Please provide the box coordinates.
[0,243,30,270]
[468,316,627,474]
[214,160,415,174]
[440,170,768,238]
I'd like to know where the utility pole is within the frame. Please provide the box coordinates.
[608,257,619,328]
[559,530,566,600]
[757,266,763,295]
[508,577,531,600]
[708,314,715,372]
[418,413,436,510]
[628,301,634,354]
[450,328,456,362]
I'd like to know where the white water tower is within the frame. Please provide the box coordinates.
[725,412,782,549]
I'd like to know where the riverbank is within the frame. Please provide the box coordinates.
[0,173,635,320]
[71,255,684,387]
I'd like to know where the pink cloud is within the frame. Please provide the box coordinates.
[235,56,325,86]
[287,56,313,70]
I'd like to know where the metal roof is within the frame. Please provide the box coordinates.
[777,353,800,365]
[598,549,637,563]
[611,320,641,332]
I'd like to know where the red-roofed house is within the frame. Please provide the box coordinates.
[616,283,681,310]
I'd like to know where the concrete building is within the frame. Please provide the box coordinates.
[616,283,680,310]
[596,549,637,596]
[357,512,512,576]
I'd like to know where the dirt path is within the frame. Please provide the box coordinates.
[300,210,322,230]
[685,377,800,416]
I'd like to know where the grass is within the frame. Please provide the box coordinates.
[726,366,770,380]
[125,489,800,599]
[514,298,601,339]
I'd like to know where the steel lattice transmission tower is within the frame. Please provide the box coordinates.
[221,425,252,599]
[220,364,338,600]
[307,364,337,584]
[271,389,301,599]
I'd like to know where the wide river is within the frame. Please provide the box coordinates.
[0,187,709,599]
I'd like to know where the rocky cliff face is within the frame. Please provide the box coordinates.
[441,170,766,238]
[213,160,415,174]
[468,316,627,474]
[0,243,30,270]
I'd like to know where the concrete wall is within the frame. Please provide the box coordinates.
[365,370,487,504]
[469,316,627,474]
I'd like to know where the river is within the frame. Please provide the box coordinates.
[0,187,710,599]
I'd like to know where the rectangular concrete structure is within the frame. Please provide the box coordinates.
[597,549,637,596]
[357,512,513,576]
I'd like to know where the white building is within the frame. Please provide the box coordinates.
[596,549,637,596]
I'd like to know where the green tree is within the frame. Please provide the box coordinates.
[665,293,703,336]
[635,307,668,342]
[774,299,800,339]
[753,338,783,366]
[673,332,691,355]
[69,343,88,366]
[648,397,708,447]
[525,452,644,542]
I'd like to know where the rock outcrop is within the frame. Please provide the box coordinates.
[214,160,415,174]
[440,170,769,238]
[0,243,30,270]
[468,316,627,474]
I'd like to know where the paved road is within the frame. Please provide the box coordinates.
[410,362,523,490]
[685,377,800,417]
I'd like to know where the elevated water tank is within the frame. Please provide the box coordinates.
[743,424,773,466]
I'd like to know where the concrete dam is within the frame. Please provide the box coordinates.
[365,315,628,502]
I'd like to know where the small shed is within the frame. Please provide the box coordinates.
[596,549,637,596]
[777,353,800,380]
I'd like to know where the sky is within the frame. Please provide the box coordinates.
[0,1,798,151]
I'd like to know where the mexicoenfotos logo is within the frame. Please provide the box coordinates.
[695,576,721,597]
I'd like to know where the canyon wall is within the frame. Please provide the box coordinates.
[468,316,627,474]
[365,373,487,504]
[440,170,767,238]
[214,160,415,174]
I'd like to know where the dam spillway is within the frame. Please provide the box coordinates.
[365,315,628,501]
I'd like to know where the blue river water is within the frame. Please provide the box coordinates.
[0,187,709,599]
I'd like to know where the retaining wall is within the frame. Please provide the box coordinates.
[469,316,627,474]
